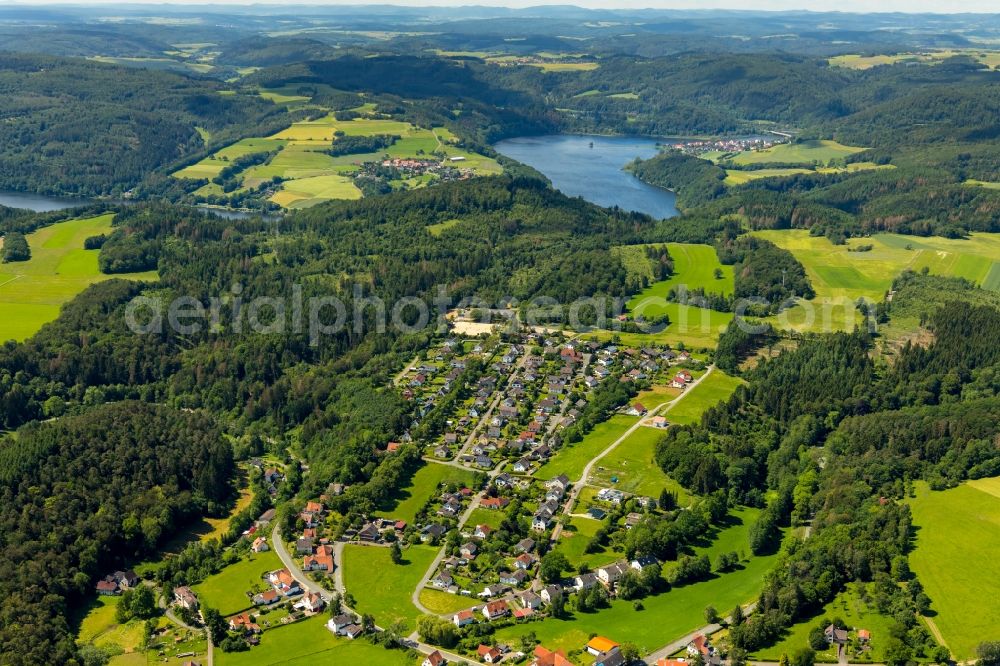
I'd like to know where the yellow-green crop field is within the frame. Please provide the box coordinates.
[754,229,1000,333]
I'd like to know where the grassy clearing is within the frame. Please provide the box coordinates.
[427,218,462,237]
[589,425,689,500]
[531,62,600,72]
[551,515,626,570]
[467,507,506,530]
[419,589,477,615]
[666,371,745,426]
[215,614,413,666]
[751,583,897,662]
[723,168,814,184]
[535,415,639,481]
[0,214,158,342]
[627,243,735,305]
[192,550,282,615]
[755,229,1000,333]
[341,544,438,630]
[907,479,1000,660]
[376,461,478,524]
[830,50,1000,71]
[75,596,145,656]
[492,523,780,656]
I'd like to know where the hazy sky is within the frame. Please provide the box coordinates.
[8,0,1000,13]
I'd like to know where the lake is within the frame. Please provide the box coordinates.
[494,134,679,219]
[0,190,93,212]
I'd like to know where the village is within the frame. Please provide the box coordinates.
[90,327,879,666]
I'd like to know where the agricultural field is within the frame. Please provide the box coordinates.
[723,167,813,185]
[341,543,439,630]
[829,50,1000,70]
[535,415,639,482]
[751,583,897,662]
[215,614,413,666]
[665,370,745,426]
[191,549,282,615]
[375,461,478,525]
[491,519,781,658]
[0,214,158,343]
[754,229,1000,333]
[174,110,499,209]
[722,139,867,166]
[907,479,1000,660]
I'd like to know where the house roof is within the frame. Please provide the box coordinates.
[424,650,446,666]
[534,646,573,666]
[587,636,620,653]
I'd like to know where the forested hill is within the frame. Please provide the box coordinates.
[0,402,232,663]
[0,54,290,197]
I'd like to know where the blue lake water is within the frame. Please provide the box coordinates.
[0,190,91,212]
[494,134,679,219]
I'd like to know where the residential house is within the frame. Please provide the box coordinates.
[514,553,536,570]
[532,646,573,666]
[95,578,119,596]
[630,555,659,572]
[512,458,532,473]
[540,584,562,605]
[474,524,493,539]
[586,637,620,657]
[293,592,325,613]
[627,402,648,416]
[593,646,626,666]
[433,571,455,589]
[173,586,199,610]
[597,562,629,588]
[514,538,535,554]
[461,542,479,559]
[482,600,510,621]
[500,570,528,586]
[625,512,643,529]
[858,629,871,644]
[269,569,301,596]
[114,570,139,589]
[825,625,849,645]
[423,650,447,666]
[342,624,364,639]
[687,635,713,658]
[422,524,448,542]
[478,645,502,663]
[358,523,380,542]
[453,609,476,628]
[481,497,510,510]
[327,614,356,635]
[256,508,277,527]
[574,573,599,591]
[519,591,543,610]
[651,416,669,428]
[228,613,261,635]
[296,537,315,554]
[546,475,571,493]
[253,589,280,606]
[251,536,269,553]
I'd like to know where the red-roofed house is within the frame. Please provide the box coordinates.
[477,645,502,663]
[482,600,510,621]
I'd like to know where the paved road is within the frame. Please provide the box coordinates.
[551,365,716,544]
[641,600,751,665]
[271,524,336,602]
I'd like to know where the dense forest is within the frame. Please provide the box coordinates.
[0,402,232,663]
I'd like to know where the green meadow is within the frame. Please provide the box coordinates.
[589,425,688,500]
[615,243,735,349]
[74,596,146,660]
[754,229,1000,333]
[535,414,639,481]
[375,461,478,525]
[665,371,745,426]
[725,139,867,166]
[341,544,438,631]
[551,515,626,570]
[492,512,780,658]
[192,549,282,616]
[907,478,1000,660]
[215,614,413,666]
[419,588,477,615]
[0,214,158,343]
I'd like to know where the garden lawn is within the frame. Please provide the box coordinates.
[215,615,413,666]
[192,549,282,615]
[0,214,158,342]
[75,595,145,656]
[907,479,1000,660]
[376,461,478,524]
[341,544,438,630]
[665,371,744,426]
[535,415,639,482]
[551,516,624,570]
[419,589,478,615]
